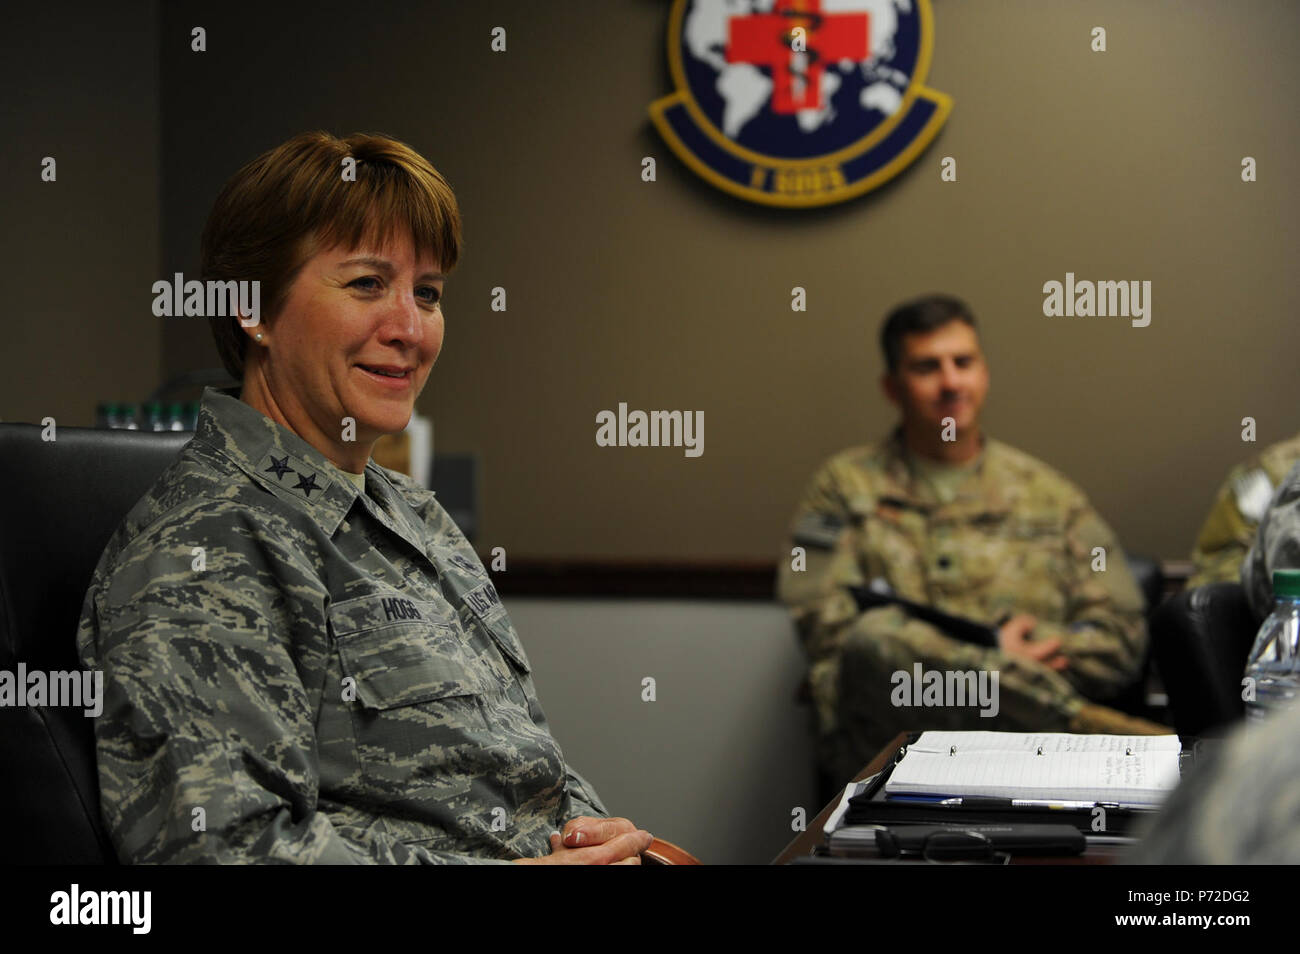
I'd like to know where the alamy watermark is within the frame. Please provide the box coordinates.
[49,884,150,934]
[595,403,704,458]
[0,664,102,717]
[890,663,1000,718]
[152,272,260,326]
[1042,272,1150,327]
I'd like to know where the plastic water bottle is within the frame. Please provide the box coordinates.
[144,401,168,431]
[1244,569,1300,722]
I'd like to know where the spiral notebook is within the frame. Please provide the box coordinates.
[883,731,1183,806]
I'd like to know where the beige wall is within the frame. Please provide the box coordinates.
[0,2,160,427]
[14,0,1295,563]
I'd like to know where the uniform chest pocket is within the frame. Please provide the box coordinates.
[1005,512,1068,568]
[329,608,494,785]
[991,512,1071,614]
[335,621,486,710]
[478,613,532,675]
[329,594,487,710]
[449,576,533,677]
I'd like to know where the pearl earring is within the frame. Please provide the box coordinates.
[255,333,263,341]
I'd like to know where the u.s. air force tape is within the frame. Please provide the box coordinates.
[463,579,506,624]
[792,511,846,550]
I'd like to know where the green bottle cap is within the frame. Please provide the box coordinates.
[1273,569,1300,599]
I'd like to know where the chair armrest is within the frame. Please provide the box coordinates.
[641,838,702,865]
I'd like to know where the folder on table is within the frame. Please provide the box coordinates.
[836,730,1192,841]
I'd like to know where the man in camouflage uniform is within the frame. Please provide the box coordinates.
[77,387,629,863]
[1187,433,1300,590]
[1241,459,1300,621]
[778,295,1165,787]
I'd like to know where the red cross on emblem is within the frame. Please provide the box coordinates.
[726,0,870,114]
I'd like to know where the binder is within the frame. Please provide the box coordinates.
[840,732,1199,838]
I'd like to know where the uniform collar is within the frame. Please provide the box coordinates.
[879,428,1013,513]
[193,386,388,537]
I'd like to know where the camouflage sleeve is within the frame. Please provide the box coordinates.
[775,461,865,664]
[559,767,608,821]
[1031,498,1147,700]
[517,682,608,821]
[79,504,511,865]
[1187,464,1259,589]
[1242,461,1300,620]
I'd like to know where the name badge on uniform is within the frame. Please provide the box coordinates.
[329,593,449,639]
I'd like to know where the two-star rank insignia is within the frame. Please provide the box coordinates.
[264,455,294,480]
[293,472,321,497]
[257,450,332,502]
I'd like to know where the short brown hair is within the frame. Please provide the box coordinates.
[201,131,463,380]
[879,294,977,373]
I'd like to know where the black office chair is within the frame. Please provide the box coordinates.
[1125,553,1164,621]
[0,423,190,863]
[1106,553,1166,721]
[1149,582,1258,738]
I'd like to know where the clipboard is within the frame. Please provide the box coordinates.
[842,732,1198,838]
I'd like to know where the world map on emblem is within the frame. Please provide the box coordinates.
[684,0,917,157]
[649,0,952,207]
